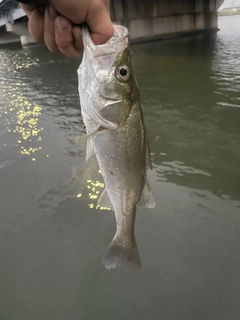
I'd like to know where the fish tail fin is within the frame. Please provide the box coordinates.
[102,236,141,270]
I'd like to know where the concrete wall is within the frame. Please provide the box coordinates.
[0,0,224,47]
[110,0,224,42]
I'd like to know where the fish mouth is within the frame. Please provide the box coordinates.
[102,93,128,100]
[104,99,124,107]
[102,94,131,107]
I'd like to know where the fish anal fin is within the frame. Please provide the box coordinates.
[137,178,155,208]
[86,137,95,161]
[97,188,114,211]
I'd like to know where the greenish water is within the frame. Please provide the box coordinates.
[0,15,240,320]
[218,12,240,16]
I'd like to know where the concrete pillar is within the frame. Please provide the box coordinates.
[5,21,36,47]
[20,35,36,47]
[5,21,30,37]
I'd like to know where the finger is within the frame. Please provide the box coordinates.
[87,0,114,45]
[20,3,46,16]
[44,5,60,54]
[72,26,83,55]
[103,0,110,12]
[28,8,45,43]
[55,16,81,58]
[20,3,35,17]
[49,0,88,24]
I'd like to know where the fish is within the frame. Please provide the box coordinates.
[77,25,155,269]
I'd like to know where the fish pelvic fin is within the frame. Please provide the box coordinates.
[102,236,141,270]
[137,177,156,208]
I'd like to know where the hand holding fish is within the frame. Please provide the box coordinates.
[20,0,114,58]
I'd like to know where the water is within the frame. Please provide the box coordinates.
[0,15,240,320]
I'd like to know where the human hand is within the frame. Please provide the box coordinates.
[20,0,114,58]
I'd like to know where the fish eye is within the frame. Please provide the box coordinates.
[116,65,130,81]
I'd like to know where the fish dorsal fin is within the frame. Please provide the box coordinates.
[97,188,114,211]
[145,135,153,170]
[86,137,95,161]
[137,178,155,208]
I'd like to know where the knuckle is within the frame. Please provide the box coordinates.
[48,46,60,54]
[57,37,72,50]
[58,41,70,49]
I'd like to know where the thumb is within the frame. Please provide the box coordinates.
[86,0,114,45]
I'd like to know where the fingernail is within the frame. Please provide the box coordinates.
[48,5,57,18]
[56,17,68,33]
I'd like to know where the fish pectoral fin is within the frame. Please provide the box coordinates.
[137,178,156,208]
[75,126,109,145]
[74,128,100,144]
[97,188,114,211]
[86,137,95,161]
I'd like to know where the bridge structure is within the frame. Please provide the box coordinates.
[0,0,224,47]
[0,0,32,47]
[218,0,240,11]
[0,0,25,25]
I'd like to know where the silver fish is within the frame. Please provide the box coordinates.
[77,25,155,269]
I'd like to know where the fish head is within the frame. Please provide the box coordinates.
[97,46,135,99]
[79,25,140,128]
[95,46,139,126]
